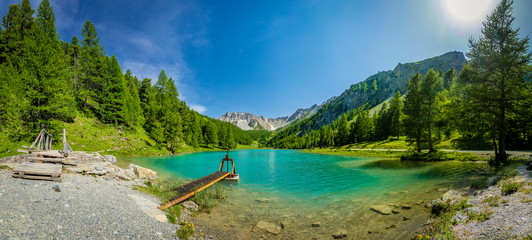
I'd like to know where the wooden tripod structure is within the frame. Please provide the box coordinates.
[28,128,53,152]
[219,149,239,181]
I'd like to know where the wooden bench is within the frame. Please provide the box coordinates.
[12,162,62,182]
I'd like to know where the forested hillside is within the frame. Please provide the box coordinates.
[0,0,256,155]
[268,52,467,147]
[267,0,532,168]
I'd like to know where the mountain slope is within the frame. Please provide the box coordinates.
[271,51,467,138]
[219,104,319,131]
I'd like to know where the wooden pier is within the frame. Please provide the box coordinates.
[159,171,230,210]
[12,162,62,182]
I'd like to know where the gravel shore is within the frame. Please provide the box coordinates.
[0,170,177,240]
[453,168,532,239]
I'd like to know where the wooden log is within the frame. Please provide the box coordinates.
[159,171,230,210]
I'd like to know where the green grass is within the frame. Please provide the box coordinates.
[301,148,403,158]
[190,182,227,213]
[0,165,12,170]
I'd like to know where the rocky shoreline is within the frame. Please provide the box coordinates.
[418,165,532,239]
[0,151,216,240]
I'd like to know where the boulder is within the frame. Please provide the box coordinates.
[182,201,199,211]
[253,221,281,235]
[104,155,117,164]
[332,229,347,239]
[371,205,393,215]
[441,189,461,203]
[425,199,443,208]
[128,164,158,180]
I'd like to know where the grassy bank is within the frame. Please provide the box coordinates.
[0,116,244,159]
[302,148,485,162]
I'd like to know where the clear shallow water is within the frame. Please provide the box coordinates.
[123,149,485,239]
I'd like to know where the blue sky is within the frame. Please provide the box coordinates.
[1,0,531,118]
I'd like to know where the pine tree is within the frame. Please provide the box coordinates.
[420,69,443,152]
[443,68,456,91]
[460,0,531,165]
[336,114,349,145]
[403,73,423,152]
[80,20,105,113]
[100,55,127,125]
[388,91,403,139]
[123,69,144,128]
[22,0,75,132]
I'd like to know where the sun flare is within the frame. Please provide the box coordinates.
[443,0,496,26]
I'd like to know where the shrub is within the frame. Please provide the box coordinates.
[500,168,518,180]
[431,202,451,217]
[177,221,195,239]
[501,181,523,196]
[166,205,181,224]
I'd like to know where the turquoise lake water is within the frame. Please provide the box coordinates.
[124,149,484,239]
[124,149,480,207]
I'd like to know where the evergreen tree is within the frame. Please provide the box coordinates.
[204,121,218,146]
[36,0,57,40]
[335,114,349,145]
[100,55,126,125]
[68,36,81,93]
[388,91,403,139]
[420,69,443,152]
[460,0,531,165]
[80,20,105,113]
[22,0,75,131]
[403,73,423,152]
[443,67,456,91]
[123,69,143,128]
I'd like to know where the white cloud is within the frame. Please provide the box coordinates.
[190,104,207,114]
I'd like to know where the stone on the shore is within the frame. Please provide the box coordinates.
[104,155,117,164]
[442,189,461,203]
[253,221,281,235]
[155,214,168,223]
[332,229,347,239]
[425,199,442,208]
[182,201,199,211]
[128,164,158,180]
[52,185,60,192]
[311,221,321,227]
[371,205,393,215]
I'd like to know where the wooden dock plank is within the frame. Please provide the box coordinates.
[13,162,62,176]
[159,171,230,210]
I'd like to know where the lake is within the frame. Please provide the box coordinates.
[123,149,484,239]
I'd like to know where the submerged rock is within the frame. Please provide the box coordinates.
[182,201,199,211]
[254,221,281,235]
[402,205,412,209]
[332,229,347,239]
[371,205,393,215]
[311,221,321,227]
[442,189,462,203]
[281,221,290,229]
